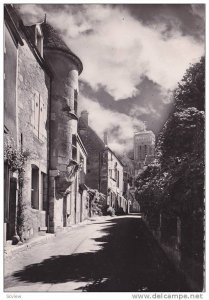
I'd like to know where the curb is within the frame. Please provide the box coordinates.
[4,233,55,261]
[4,216,111,260]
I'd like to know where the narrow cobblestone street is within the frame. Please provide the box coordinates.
[4,215,190,292]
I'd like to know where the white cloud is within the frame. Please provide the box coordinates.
[78,94,144,154]
[130,104,160,118]
[17,4,204,101]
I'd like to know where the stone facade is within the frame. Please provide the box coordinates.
[4,6,21,240]
[78,111,106,191]
[17,30,50,239]
[104,148,127,213]
[4,5,88,242]
[78,112,128,214]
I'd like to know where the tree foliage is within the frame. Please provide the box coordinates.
[135,58,205,264]
[174,56,205,111]
[87,189,106,216]
[135,57,205,260]
[4,135,30,172]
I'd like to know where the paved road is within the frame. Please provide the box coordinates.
[4,215,190,292]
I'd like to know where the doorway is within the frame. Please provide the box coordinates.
[31,165,39,209]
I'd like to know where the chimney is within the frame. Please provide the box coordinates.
[80,110,89,126]
[104,130,108,146]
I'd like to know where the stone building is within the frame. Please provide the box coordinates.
[101,147,127,214]
[4,4,24,241]
[4,5,88,242]
[78,110,105,191]
[78,112,128,214]
[134,129,155,176]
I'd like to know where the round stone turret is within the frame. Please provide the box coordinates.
[42,22,83,171]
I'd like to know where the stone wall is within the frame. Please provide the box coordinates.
[81,190,89,221]
[78,123,105,191]
[17,38,50,239]
[4,21,19,241]
[101,148,125,212]
[4,24,18,142]
[144,213,203,291]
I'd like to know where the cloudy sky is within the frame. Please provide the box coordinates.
[16,4,205,154]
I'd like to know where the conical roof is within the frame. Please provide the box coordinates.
[41,23,83,74]
[26,22,83,74]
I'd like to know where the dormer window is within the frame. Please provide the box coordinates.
[35,25,43,57]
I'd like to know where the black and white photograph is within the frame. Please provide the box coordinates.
[3,2,205,296]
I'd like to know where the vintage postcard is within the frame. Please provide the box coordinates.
[3,2,205,298]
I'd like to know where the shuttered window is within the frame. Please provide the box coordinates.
[31,91,47,141]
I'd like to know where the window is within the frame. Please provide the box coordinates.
[72,134,77,160]
[145,145,147,155]
[37,34,43,56]
[138,145,141,159]
[117,170,120,187]
[31,165,39,210]
[40,172,47,211]
[35,25,43,57]
[109,169,112,178]
[74,89,78,115]
[114,162,117,181]
[31,91,47,141]
[115,168,117,181]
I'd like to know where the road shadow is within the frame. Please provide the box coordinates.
[4,217,190,292]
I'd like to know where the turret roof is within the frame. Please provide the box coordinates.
[27,22,83,74]
[41,23,83,74]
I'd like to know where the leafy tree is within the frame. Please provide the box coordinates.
[174,56,205,111]
[135,56,205,263]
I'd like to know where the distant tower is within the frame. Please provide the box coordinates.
[133,129,155,176]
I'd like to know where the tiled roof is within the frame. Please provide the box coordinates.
[26,22,83,74]
[78,117,124,166]
[78,117,106,150]
[4,4,24,46]
[41,23,83,74]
